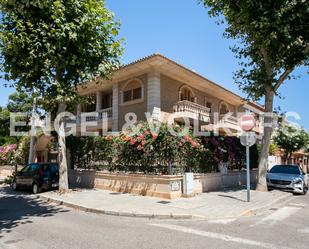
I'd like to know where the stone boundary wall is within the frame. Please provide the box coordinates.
[68,169,258,199]
[195,170,258,193]
[0,166,22,179]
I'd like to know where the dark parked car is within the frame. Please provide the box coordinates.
[11,163,59,194]
[267,165,308,195]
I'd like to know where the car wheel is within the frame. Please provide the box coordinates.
[303,184,308,195]
[32,183,41,194]
[12,180,18,191]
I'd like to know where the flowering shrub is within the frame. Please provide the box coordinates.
[66,123,258,174]
[15,136,30,166]
[66,135,116,169]
[113,122,204,174]
[201,136,259,171]
[67,122,206,174]
[0,144,17,166]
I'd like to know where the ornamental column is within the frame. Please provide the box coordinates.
[112,83,119,131]
[96,92,102,111]
[147,72,161,113]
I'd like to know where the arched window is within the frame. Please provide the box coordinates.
[179,85,196,102]
[219,102,229,115]
[122,79,143,103]
[205,99,213,113]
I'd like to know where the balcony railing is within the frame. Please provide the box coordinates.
[84,108,113,122]
[173,100,210,122]
[219,114,239,127]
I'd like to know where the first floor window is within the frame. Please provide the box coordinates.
[133,87,142,100]
[123,87,142,103]
[123,90,132,102]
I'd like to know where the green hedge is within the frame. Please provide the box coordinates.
[67,122,207,174]
[66,122,258,174]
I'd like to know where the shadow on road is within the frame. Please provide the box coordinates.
[0,185,68,237]
[217,194,247,202]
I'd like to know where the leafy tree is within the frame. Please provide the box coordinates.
[201,0,308,191]
[0,0,123,190]
[269,143,279,156]
[7,91,33,114]
[0,91,33,145]
[0,106,14,145]
[274,125,309,163]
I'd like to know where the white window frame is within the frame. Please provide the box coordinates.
[120,78,144,106]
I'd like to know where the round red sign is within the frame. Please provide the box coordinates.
[240,114,256,131]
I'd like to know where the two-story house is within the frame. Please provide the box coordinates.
[33,54,264,163]
[76,53,264,135]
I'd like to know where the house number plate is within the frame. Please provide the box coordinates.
[170,181,180,191]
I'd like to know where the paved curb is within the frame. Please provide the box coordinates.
[36,194,198,220]
[36,191,293,221]
[239,192,292,217]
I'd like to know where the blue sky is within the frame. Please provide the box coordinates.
[0,0,308,129]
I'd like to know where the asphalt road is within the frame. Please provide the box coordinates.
[1,185,309,249]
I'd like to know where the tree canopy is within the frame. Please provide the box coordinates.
[274,125,309,161]
[7,91,33,113]
[201,0,309,191]
[0,90,33,145]
[0,0,123,189]
[202,0,309,99]
[0,0,123,98]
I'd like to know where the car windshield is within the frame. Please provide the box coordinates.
[41,164,59,173]
[270,165,301,175]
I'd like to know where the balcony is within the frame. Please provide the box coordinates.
[84,108,112,122]
[219,114,239,128]
[173,100,210,122]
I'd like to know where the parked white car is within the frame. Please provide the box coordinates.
[267,165,308,195]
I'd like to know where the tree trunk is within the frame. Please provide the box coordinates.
[287,153,292,164]
[256,89,274,191]
[58,101,69,190]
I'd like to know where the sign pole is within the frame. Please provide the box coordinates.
[246,132,250,202]
[240,114,256,203]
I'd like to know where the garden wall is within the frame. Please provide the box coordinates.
[69,170,183,199]
[0,166,24,182]
[195,170,258,192]
[0,166,15,180]
[68,169,258,199]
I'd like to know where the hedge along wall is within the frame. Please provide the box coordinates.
[67,122,206,174]
[66,122,258,174]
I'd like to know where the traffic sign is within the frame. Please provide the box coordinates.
[240,114,256,132]
[240,132,257,203]
[240,132,256,147]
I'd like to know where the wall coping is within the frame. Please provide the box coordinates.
[71,168,258,181]
[194,169,258,178]
[0,165,22,171]
[70,169,183,182]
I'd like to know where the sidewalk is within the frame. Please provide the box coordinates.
[38,188,292,220]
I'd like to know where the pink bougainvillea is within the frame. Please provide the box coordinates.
[0,144,16,166]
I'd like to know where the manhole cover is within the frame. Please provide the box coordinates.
[157,201,171,204]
